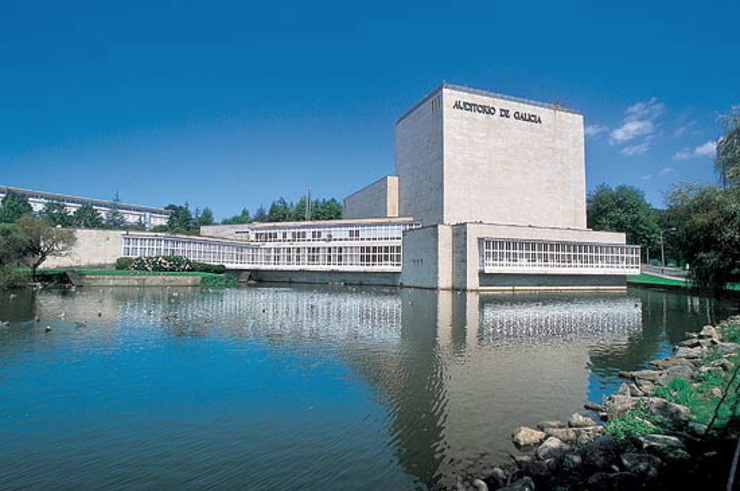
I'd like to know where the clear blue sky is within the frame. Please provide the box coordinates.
[2,0,738,219]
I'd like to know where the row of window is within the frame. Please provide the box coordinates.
[122,236,403,270]
[247,223,420,243]
[0,190,168,215]
[481,239,641,272]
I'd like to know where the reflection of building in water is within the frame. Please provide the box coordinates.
[29,286,648,487]
[478,296,642,343]
[115,287,404,344]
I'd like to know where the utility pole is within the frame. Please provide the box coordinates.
[305,188,312,221]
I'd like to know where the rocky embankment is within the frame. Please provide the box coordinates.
[464,315,740,491]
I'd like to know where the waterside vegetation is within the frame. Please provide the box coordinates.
[465,315,740,491]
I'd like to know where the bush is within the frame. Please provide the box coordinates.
[605,404,668,441]
[123,256,227,274]
[129,256,194,272]
[0,266,30,289]
[115,257,136,270]
[201,274,237,288]
[191,261,226,274]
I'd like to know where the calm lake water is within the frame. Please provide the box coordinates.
[0,285,737,489]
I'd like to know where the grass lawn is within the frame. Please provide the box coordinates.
[34,268,224,278]
[628,273,740,292]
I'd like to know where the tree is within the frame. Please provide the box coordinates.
[0,222,29,267]
[0,191,33,223]
[73,204,104,228]
[221,208,251,225]
[253,206,268,222]
[716,107,740,188]
[293,197,308,221]
[666,183,740,293]
[0,222,31,288]
[312,198,343,220]
[40,201,73,227]
[267,198,293,222]
[105,192,127,229]
[587,184,661,252]
[197,207,215,226]
[16,215,77,276]
[165,203,195,232]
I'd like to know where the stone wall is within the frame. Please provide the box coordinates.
[43,229,123,268]
[396,91,445,225]
[442,85,587,229]
[399,225,453,289]
[343,175,399,219]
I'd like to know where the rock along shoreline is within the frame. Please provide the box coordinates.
[450,314,740,491]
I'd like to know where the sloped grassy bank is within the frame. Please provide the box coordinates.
[459,315,740,491]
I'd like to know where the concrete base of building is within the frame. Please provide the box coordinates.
[74,274,203,287]
[242,270,402,287]
[479,273,627,290]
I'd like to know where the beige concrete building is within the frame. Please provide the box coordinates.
[55,83,639,290]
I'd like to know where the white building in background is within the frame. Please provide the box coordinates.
[0,185,169,229]
[49,83,640,290]
[194,83,639,290]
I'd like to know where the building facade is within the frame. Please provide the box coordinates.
[0,186,169,229]
[48,83,640,290]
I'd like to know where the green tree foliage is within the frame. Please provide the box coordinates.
[312,198,343,221]
[40,201,73,227]
[0,222,31,288]
[221,208,251,225]
[267,197,293,222]
[104,192,127,229]
[16,215,77,275]
[0,222,29,267]
[253,206,268,222]
[666,183,740,293]
[165,203,195,232]
[716,107,740,188]
[197,207,215,226]
[0,191,33,223]
[587,184,661,250]
[73,204,104,228]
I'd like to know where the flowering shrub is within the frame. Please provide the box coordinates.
[116,256,227,273]
[128,255,194,272]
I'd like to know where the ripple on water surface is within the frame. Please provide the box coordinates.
[0,285,736,489]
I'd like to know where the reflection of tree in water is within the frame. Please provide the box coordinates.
[337,288,450,486]
[588,289,738,376]
[0,289,35,322]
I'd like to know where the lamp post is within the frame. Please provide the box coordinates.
[660,227,677,272]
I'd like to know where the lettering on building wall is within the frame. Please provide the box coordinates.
[452,100,542,124]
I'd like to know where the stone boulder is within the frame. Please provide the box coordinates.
[621,452,662,478]
[587,471,640,490]
[568,413,597,428]
[710,358,735,371]
[498,476,535,491]
[656,365,694,385]
[543,427,577,443]
[644,397,692,423]
[674,346,703,359]
[619,369,663,381]
[573,426,605,446]
[698,325,719,339]
[605,394,636,416]
[639,434,686,451]
[580,435,620,472]
[536,437,569,460]
[650,357,694,370]
[536,420,565,430]
[716,342,740,355]
[512,426,547,447]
